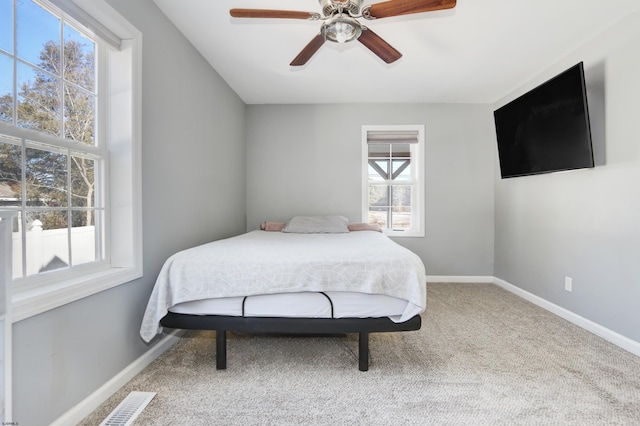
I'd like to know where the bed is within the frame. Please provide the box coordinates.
[140,216,427,371]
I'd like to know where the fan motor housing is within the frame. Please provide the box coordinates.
[319,0,362,17]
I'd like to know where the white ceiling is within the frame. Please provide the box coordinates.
[152,0,640,105]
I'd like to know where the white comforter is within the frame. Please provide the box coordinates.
[140,230,427,342]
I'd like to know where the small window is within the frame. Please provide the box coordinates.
[362,125,425,237]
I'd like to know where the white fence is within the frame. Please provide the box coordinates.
[11,221,96,278]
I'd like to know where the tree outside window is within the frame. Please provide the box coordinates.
[0,0,103,278]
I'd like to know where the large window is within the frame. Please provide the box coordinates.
[1,0,103,278]
[362,125,425,237]
[0,0,142,321]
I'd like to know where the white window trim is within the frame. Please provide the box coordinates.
[361,125,425,238]
[8,0,143,323]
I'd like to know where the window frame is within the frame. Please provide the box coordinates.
[0,0,142,322]
[361,125,425,238]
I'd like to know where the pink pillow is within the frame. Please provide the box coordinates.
[260,221,286,231]
[348,223,382,232]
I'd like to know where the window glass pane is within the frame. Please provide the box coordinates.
[25,210,69,276]
[391,206,411,229]
[0,0,12,53]
[5,214,23,279]
[70,155,94,207]
[368,159,389,181]
[63,23,95,92]
[25,143,68,207]
[16,0,60,69]
[392,159,411,181]
[368,208,387,228]
[0,135,22,207]
[64,84,95,144]
[17,62,61,135]
[0,53,14,123]
[391,186,411,229]
[367,163,381,182]
[71,209,96,266]
[369,184,389,207]
[391,184,411,207]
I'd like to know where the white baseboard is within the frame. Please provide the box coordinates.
[51,330,185,426]
[492,277,640,357]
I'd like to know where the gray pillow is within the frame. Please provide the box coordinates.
[282,215,349,234]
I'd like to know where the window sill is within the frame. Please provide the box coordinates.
[384,230,425,238]
[11,266,142,323]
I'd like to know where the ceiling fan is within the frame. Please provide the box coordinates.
[230,0,457,66]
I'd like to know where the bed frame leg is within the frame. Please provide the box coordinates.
[216,330,227,370]
[359,332,369,371]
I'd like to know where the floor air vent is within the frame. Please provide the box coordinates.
[99,391,156,426]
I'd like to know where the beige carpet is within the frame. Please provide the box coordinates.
[80,283,640,425]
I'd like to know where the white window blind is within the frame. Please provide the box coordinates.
[366,130,419,144]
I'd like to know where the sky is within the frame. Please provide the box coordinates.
[0,0,95,110]
[3,0,95,58]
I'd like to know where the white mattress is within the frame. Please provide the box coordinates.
[141,230,426,342]
[169,291,410,319]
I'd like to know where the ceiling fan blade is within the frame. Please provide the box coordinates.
[358,28,402,64]
[366,0,456,19]
[230,9,317,20]
[290,34,325,66]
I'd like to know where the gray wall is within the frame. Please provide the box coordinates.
[246,103,496,276]
[494,11,640,342]
[12,0,247,424]
[13,1,640,424]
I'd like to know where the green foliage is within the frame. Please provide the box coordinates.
[0,37,96,228]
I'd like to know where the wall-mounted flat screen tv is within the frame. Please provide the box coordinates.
[494,62,594,179]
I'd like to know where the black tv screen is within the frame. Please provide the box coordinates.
[494,62,594,178]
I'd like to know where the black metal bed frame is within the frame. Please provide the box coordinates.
[160,313,421,371]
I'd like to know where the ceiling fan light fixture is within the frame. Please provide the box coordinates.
[321,16,362,43]
[229,0,456,65]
